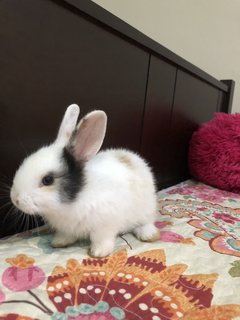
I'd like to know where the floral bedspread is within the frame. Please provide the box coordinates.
[0,179,240,320]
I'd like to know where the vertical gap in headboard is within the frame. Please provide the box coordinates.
[220,79,235,113]
[216,89,222,112]
[169,67,178,129]
[139,53,152,151]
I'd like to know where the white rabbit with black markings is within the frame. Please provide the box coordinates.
[10,104,159,257]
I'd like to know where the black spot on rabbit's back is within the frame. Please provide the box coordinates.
[59,147,85,202]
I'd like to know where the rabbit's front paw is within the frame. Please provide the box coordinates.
[51,233,76,248]
[89,239,115,258]
[134,223,160,242]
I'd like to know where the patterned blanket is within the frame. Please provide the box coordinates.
[0,180,240,319]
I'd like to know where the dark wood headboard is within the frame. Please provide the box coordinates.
[0,0,235,237]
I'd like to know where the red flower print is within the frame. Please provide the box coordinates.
[155,221,195,245]
[159,231,195,245]
[213,213,240,224]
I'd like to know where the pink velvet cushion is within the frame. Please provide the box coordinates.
[189,112,240,193]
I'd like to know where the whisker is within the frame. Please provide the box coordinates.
[0,179,11,185]
[0,185,11,193]
[0,195,11,201]
[0,181,11,190]
[0,195,11,200]
[0,201,12,211]
[0,196,11,202]
[33,215,38,234]
[0,189,10,199]
[11,207,24,227]
[1,205,16,228]
[0,182,9,189]
[9,208,19,225]
[0,177,12,214]
[0,186,11,197]
[35,215,41,235]
[26,214,30,233]
[17,212,26,233]
[0,173,12,183]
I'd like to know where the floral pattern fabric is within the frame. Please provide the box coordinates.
[0,179,240,319]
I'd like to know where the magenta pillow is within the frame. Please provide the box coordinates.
[189,112,240,193]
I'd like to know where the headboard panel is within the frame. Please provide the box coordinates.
[0,0,234,237]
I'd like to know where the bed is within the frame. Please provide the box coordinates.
[0,0,239,319]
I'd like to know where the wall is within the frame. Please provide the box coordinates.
[92,0,240,113]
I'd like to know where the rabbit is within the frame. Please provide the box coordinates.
[10,104,160,257]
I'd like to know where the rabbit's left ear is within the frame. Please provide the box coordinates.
[72,110,107,161]
[56,104,80,145]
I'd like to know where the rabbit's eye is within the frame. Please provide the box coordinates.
[42,175,54,186]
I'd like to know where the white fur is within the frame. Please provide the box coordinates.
[11,105,159,257]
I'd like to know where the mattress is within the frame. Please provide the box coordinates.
[0,179,240,319]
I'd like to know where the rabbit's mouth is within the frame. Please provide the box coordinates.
[10,191,38,215]
[17,203,38,215]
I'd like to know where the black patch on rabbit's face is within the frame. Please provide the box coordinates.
[59,147,85,202]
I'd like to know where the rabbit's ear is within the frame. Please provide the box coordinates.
[56,104,80,145]
[72,110,107,161]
